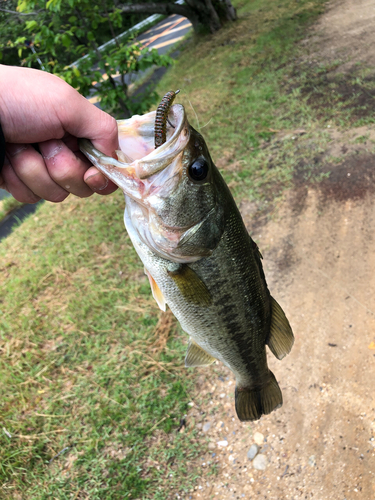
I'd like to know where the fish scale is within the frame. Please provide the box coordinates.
[79,94,294,421]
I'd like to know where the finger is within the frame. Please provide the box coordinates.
[0,67,119,158]
[84,167,118,195]
[6,143,69,203]
[0,166,6,191]
[1,155,41,203]
[62,134,118,195]
[39,139,94,198]
[62,102,119,158]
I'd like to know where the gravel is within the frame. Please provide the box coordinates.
[217,440,228,447]
[253,432,264,445]
[247,444,259,460]
[253,454,268,470]
[203,422,211,432]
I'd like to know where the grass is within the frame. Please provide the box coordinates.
[1,193,203,498]
[0,196,24,223]
[157,0,331,203]
[2,0,371,497]
[158,0,375,207]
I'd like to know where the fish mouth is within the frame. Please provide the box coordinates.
[79,104,189,199]
[80,104,200,262]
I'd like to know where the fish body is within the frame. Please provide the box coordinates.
[80,99,294,421]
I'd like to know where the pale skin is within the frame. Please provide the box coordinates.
[0,64,119,203]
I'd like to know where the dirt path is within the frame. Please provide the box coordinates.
[179,2,375,499]
[304,0,375,72]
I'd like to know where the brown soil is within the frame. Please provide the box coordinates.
[179,2,375,499]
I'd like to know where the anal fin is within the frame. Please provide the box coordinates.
[144,268,166,312]
[235,371,282,422]
[185,338,216,367]
[267,297,294,360]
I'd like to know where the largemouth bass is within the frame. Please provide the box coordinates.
[79,93,294,421]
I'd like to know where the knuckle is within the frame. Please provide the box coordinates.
[100,114,118,142]
[49,158,79,185]
[26,194,41,204]
[77,191,94,199]
[107,116,118,136]
[12,191,40,204]
[47,190,69,203]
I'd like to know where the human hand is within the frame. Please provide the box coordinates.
[0,64,119,203]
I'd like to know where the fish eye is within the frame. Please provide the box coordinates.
[188,158,209,182]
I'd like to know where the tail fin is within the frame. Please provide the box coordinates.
[235,371,282,421]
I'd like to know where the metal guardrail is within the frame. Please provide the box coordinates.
[69,0,185,68]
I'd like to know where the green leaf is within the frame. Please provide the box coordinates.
[18,47,23,58]
[15,36,27,45]
[68,16,77,23]
[61,33,71,48]
[25,20,38,31]
[46,0,61,10]
[17,1,29,13]
[87,32,95,42]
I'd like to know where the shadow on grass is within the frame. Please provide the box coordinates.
[0,201,43,241]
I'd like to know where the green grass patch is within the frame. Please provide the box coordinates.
[158,0,375,206]
[0,196,24,223]
[0,194,203,498]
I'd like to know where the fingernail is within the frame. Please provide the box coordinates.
[41,143,63,160]
[97,178,109,191]
[86,172,109,191]
[6,144,27,157]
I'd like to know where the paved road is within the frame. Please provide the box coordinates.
[0,189,11,201]
[0,14,192,240]
[138,14,192,53]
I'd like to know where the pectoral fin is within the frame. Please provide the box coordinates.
[167,265,212,306]
[267,297,294,360]
[185,339,216,367]
[144,268,166,312]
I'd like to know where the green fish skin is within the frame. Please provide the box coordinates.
[79,103,294,421]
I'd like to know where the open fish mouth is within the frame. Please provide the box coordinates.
[79,104,190,198]
[79,102,202,262]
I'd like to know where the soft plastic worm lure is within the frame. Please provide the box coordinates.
[154,89,180,148]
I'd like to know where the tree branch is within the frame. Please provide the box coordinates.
[0,7,44,15]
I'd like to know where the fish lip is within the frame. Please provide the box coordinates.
[135,105,189,180]
[79,104,189,192]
